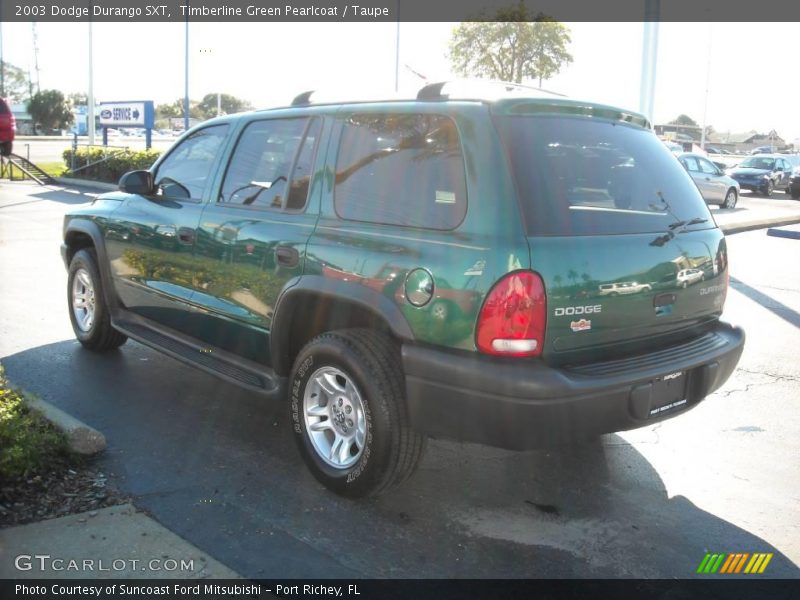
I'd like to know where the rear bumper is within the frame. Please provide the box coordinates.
[402,321,744,449]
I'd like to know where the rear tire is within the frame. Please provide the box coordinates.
[67,249,128,351]
[722,188,738,209]
[0,141,11,157]
[289,329,426,498]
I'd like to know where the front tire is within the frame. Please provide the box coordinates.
[289,329,426,497]
[0,141,12,157]
[722,188,738,209]
[67,248,128,351]
[762,180,773,197]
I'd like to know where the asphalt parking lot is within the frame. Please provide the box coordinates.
[0,180,798,578]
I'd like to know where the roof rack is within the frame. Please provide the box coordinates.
[416,80,567,101]
[291,90,315,106]
[285,80,566,109]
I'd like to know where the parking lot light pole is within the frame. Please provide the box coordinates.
[88,19,95,145]
[700,25,712,150]
[639,0,660,124]
[184,13,190,132]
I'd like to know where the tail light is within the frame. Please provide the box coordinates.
[476,271,547,357]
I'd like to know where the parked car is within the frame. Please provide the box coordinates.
[786,156,800,199]
[661,140,683,155]
[678,153,740,208]
[677,268,704,288]
[750,145,776,155]
[60,81,745,497]
[0,98,16,156]
[726,154,793,197]
[598,281,652,296]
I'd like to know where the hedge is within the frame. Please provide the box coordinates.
[62,146,162,184]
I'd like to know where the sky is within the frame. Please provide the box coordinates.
[2,21,799,143]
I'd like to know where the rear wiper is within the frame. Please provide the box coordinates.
[668,217,708,230]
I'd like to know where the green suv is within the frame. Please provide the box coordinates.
[61,81,745,497]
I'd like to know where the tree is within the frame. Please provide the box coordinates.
[448,4,573,86]
[196,93,253,118]
[67,92,88,107]
[669,114,698,127]
[1,61,33,103]
[27,89,73,134]
[157,98,207,121]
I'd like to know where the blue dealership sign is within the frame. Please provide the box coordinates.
[98,101,154,128]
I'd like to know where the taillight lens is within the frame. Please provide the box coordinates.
[476,271,547,357]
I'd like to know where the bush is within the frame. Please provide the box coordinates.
[0,365,69,481]
[62,146,161,184]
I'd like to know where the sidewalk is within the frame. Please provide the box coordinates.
[713,196,800,234]
[0,504,240,579]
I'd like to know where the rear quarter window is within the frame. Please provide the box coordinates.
[333,113,467,230]
[494,115,713,236]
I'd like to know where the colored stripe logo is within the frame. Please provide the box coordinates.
[697,552,773,574]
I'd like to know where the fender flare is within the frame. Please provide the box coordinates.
[270,275,415,376]
[63,219,119,312]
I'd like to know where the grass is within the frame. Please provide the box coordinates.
[5,160,67,180]
[0,365,70,482]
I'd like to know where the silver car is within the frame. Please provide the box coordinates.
[678,152,740,208]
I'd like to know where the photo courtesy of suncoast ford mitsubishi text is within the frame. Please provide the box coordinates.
[60,81,745,497]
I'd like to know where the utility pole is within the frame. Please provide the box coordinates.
[31,23,41,93]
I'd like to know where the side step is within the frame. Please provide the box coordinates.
[5,153,56,185]
[113,317,285,398]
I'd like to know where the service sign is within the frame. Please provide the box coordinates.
[98,101,154,128]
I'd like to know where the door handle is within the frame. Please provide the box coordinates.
[177,227,195,244]
[275,245,300,268]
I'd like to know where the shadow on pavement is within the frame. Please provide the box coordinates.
[2,339,798,579]
[731,276,800,329]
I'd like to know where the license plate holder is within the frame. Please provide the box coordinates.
[649,370,689,418]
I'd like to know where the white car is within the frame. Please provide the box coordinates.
[677,269,704,288]
[598,281,652,296]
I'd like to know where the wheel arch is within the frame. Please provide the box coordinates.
[63,219,118,312]
[270,275,415,377]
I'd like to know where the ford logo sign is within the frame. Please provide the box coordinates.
[100,109,112,119]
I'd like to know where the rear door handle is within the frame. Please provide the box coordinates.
[178,227,195,244]
[275,245,300,268]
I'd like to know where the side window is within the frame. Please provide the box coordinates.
[219,117,312,209]
[698,158,717,174]
[334,113,467,230]
[154,125,228,201]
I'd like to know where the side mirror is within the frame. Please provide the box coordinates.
[119,170,154,195]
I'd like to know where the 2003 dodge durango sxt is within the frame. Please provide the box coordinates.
[60,80,745,497]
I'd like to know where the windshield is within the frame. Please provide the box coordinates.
[493,115,713,236]
[740,157,775,169]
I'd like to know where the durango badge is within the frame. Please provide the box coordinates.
[570,319,592,332]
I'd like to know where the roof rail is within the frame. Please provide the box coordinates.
[291,90,315,106]
[417,79,566,101]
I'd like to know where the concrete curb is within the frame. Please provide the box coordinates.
[54,177,117,192]
[720,215,800,235]
[27,396,107,456]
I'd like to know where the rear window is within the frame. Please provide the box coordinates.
[0,100,9,114]
[494,116,713,236]
[334,113,467,230]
